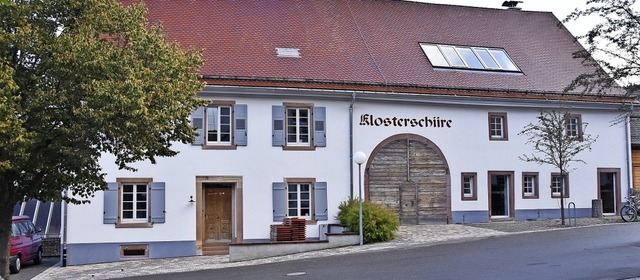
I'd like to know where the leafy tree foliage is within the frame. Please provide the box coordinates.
[564,0,640,94]
[519,110,597,225]
[0,1,203,278]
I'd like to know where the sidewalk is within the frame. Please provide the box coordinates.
[33,217,624,280]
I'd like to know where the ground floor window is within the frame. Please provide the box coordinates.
[288,182,311,218]
[522,172,539,199]
[551,173,570,198]
[272,179,328,223]
[461,173,477,201]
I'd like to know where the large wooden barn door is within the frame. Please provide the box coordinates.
[368,136,449,225]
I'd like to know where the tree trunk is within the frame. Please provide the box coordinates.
[0,180,17,280]
[560,173,566,226]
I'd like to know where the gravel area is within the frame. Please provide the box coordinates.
[466,216,625,233]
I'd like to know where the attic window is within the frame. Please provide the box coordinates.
[276,47,301,58]
[420,43,520,72]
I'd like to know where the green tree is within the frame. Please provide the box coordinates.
[519,110,597,225]
[0,1,204,278]
[564,0,640,94]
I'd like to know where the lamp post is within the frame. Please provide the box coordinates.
[354,151,366,246]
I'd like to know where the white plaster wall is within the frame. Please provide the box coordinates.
[67,93,630,244]
[351,101,629,213]
[67,97,353,243]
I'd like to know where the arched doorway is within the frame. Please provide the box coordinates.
[365,134,451,224]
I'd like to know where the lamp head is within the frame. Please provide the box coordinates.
[354,151,366,165]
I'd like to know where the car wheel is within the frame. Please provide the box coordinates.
[34,248,43,265]
[10,256,21,274]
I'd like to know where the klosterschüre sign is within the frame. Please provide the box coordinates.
[359,114,452,128]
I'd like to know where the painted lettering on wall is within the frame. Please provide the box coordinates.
[359,114,452,128]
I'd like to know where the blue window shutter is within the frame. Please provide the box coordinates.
[192,107,204,145]
[272,182,286,222]
[272,106,285,147]
[314,182,328,221]
[313,106,326,147]
[234,104,248,146]
[150,182,166,224]
[103,182,118,224]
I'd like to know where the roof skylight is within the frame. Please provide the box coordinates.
[420,43,520,72]
[276,47,301,58]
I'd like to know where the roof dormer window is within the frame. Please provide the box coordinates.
[420,43,520,72]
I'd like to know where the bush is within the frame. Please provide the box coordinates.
[336,199,400,244]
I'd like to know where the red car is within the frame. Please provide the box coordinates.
[9,216,43,274]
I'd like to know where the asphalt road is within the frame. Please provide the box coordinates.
[10,257,58,280]
[121,223,640,280]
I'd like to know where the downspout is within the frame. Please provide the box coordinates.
[349,91,356,200]
[626,111,633,196]
[60,189,68,267]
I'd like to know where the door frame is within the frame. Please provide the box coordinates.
[195,176,243,255]
[488,171,514,220]
[597,168,621,215]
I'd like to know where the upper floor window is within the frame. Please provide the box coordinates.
[420,43,520,72]
[488,112,508,141]
[287,107,311,146]
[565,114,582,138]
[273,103,326,150]
[191,102,248,148]
[206,106,232,145]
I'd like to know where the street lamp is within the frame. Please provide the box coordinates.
[354,151,367,246]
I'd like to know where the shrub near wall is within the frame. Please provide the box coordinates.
[336,199,400,244]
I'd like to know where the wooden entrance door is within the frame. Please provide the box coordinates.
[205,186,232,243]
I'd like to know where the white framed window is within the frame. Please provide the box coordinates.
[461,173,477,201]
[272,180,328,223]
[522,172,539,199]
[121,183,148,222]
[489,112,508,140]
[565,114,582,138]
[206,105,232,145]
[191,102,248,148]
[103,178,166,228]
[286,107,311,146]
[551,173,570,198]
[287,183,311,219]
[272,104,326,150]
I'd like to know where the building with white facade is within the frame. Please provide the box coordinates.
[63,0,632,265]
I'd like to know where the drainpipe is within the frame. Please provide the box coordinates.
[626,111,633,196]
[60,189,68,267]
[349,91,356,200]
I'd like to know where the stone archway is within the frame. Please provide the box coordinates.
[365,134,451,224]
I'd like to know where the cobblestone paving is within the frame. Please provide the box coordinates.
[33,217,626,280]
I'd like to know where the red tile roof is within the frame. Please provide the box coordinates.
[121,0,625,98]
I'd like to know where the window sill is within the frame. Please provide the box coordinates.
[116,222,153,228]
[202,145,237,150]
[282,145,316,151]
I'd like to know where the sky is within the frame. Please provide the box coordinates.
[410,0,603,38]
